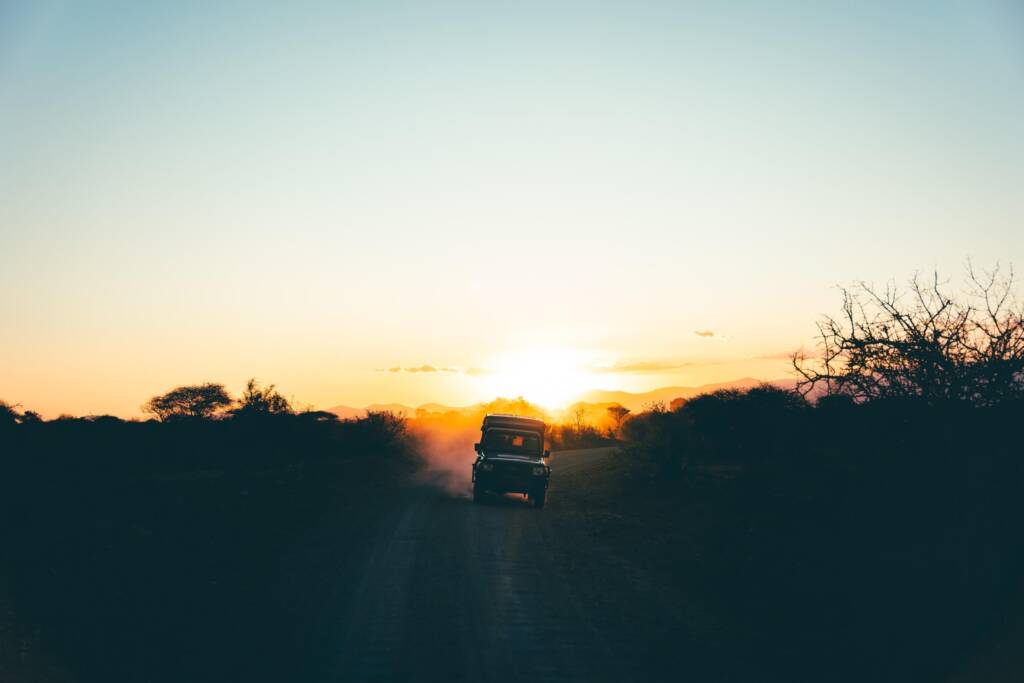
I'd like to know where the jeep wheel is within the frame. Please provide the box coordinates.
[472,483,483,504]
[531,489,546,509]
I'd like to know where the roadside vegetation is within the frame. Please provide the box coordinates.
[599,266,1024,680]
[0,382,414,682]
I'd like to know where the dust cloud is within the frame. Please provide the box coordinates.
[408,421,479,497]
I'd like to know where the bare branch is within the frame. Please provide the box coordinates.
[795,265,1023,406]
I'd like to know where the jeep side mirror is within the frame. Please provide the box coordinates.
[474,442,481,454]
[543,450,550,458]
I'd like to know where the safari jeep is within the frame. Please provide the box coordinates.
[472,414,551,508]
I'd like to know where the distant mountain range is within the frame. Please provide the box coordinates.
[579,377,800,411]
[326,377,799,419]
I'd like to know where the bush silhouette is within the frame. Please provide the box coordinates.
[0,400,20,427]
[231,378,292,417]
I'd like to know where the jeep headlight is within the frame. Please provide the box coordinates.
[480,462,494,472]
[532,466,546,476]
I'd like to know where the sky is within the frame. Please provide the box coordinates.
[2,1,1023,417]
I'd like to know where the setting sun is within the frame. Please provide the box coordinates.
[480,348,595,408]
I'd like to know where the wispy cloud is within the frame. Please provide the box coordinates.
[589,360,698,374]
[464,367,495,377]
[376,365,458,374]
[757,351,797,361]
[693,330,716,338]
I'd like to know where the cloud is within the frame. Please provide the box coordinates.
[757,351,798,361]
[693,330,716,338]
[590,360,698,374]
[406,365,437,373]
[464,367,495,377]
[376,365,459,374]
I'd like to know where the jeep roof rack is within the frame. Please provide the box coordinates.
[481,413,546,434]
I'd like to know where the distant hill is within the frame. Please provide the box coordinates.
[325,377,800,420]
[415,402,479,415]
[579,378,798,412]
[324,405,361,420]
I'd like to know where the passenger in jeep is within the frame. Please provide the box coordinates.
[483,431,541,455]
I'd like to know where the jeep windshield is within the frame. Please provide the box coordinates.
[482,429,542,456]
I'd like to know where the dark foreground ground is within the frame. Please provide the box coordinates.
[307,448,1024,683]
[293,447,658,682]
[3,447,1023,682]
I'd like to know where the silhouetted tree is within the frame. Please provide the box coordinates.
[606,404,630,436]
[794,264,1024,406]
[143,383,233,421]
[570,404,587,434]
[232,379,292,416]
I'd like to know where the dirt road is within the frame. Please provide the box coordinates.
[290,447,677,682]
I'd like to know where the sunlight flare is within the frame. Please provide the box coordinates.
[478,348,595,408]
